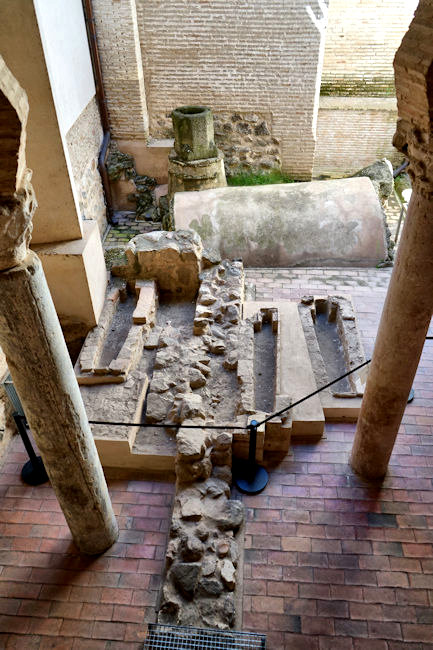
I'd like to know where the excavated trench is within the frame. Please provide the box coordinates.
[254,321,276,413]
[98,293,136,367]
[314,305,350,392]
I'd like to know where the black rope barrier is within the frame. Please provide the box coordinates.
[255,358,372,428]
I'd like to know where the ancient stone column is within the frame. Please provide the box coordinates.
[351,2,433,479]
[168,106,226,198]
[0,56,118,553]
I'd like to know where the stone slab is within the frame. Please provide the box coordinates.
[133,281,156,324]
[174,177,387,267]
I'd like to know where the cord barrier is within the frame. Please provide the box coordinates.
[88,358,372,432]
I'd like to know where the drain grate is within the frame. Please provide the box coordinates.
[143,623,266,649]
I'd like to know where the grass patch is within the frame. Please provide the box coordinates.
[227,169,294,186]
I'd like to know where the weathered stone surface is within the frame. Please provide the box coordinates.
[172,106,218,162]
[198,576,224,597]
[132,280,156,325]
[177,428,206,461]
[179,394,206,421]
[210,499,244,531]
[180,497,202,521]
[202,556,217,576]
[0,253,118,554]
[125,230,203,299]
[174,178,388,267]
[220,559,236,591]
[146,391,172,422]
[171,562,200,599]
[179,535,204,562]
[189,367,206,389]
[352,158,394,202]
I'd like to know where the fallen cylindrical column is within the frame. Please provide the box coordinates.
[174,177,388,267]
[0,251,118,554]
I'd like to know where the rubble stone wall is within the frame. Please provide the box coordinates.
[136,0,327,180]
[313,97,403,178]
[66,97,107,233]
[321,0,417,96]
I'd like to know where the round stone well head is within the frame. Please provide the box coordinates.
[172,106,218,162]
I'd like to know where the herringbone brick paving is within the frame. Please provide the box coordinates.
[0,267,432,648]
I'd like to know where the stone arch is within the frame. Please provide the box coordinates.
[0,54,29,200]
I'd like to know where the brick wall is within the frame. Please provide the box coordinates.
[136,0,328,180]
[322,0,417,96]
[313,97,404,178]
[66,97,107,233]
[92,0,148,140]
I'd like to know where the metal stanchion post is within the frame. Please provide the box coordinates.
[13,413,48,486]
[234,420,269,495]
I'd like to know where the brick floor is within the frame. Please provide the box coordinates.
[0,439,174,649]
[237,267,433,649]
[1,267,433,649]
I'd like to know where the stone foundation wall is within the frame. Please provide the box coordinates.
[322,0,417,96]
[313,97,403,178]
[66,97,107,233]
[136,0,327,180]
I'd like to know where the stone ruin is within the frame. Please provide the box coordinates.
[168,106,227,198]
[77,229,367,628]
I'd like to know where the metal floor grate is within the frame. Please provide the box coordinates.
[143,623,266,649]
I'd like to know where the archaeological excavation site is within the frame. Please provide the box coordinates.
[1,1,432,649]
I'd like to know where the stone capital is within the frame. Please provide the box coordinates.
[0,169,35,271]
[393,118,433,198]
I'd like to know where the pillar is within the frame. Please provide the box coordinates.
[0,55,118,554]
[0,252,119,553]
[351,1,433,479]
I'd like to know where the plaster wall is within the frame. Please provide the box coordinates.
[0,0,82,244]
[32,221,107,330]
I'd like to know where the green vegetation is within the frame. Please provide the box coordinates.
[227,169,294,186]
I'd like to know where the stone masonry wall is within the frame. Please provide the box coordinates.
[66,97,107,233]
[92,0,149,140]
[313,97,404,178]
[322,0,418,96]
[136,0,328,180]
[156,111,281,175]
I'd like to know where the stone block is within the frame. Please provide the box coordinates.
[126,230,203,299]
[133,280,157,324]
